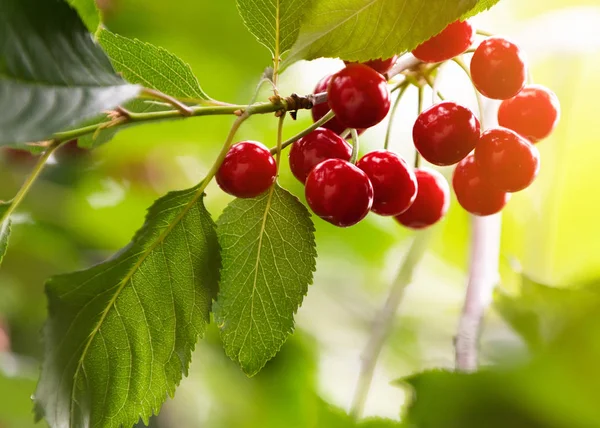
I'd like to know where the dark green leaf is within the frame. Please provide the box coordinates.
[35,185,220,427]
[236,0,311,56]
[0,0,140,145]
[284,0,498,65]
[215,184,317,376]
[67,0,101,32]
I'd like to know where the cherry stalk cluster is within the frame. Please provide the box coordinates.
[215,19,560,228]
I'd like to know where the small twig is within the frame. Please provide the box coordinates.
[141,88,194,116]
[386,53,421,80]
[350,231,432,419]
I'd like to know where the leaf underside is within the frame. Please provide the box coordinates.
[284,0,499,66]
[0,0,140,146]
[236,0,311,55]
[35,185,220,428]
[215,184,317,376]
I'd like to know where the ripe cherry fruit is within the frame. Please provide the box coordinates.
[356,150,418,216]
[344,56,398,75]
[312,74,358,135]
[498,84,560,143]
[327,64,391,129]
[289,128,352,183]
[395,168,450,229]
[412,20,475,63]
[453,154,510,216]
[413,102,481,166]
[216,141,277,198]
[475,128,540,193]
[470,37,527,100]
[305,159,373,227]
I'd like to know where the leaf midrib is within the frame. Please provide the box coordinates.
[69,185,205,425]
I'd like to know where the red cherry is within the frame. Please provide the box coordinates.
[327,64,391,129]
[216,141,277,198]
[498,84,560,143]
[475,128,540,193]
[312,75,365,136]
[470,37,527,100]
[305,159,373,227]
[395,168,450,229]
[453,154,510,216]
[289,128,352,183]
[412,20,475,63]
[344,56,398,75]
[412,102,481,166]
[356,150,417,216]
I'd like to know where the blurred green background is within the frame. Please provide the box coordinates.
[1,0,600,427]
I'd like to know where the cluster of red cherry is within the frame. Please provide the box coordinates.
[216,20,560,229]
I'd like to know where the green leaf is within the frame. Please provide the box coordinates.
[495,276,600,350]
[236,0,311,56]
[35,184,220,427]
[215,184,317,376]
[0,203,10,267]
[462,0,500,19]
[284,0,496,66]
[98,29,210,102]
[0,0,140,145]
[67,0,101,32]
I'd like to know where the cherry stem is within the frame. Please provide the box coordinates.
[0,140,62,227]
[384,82,410,151]
[423,72,446,102]
[274,114,285,170]
[141,88,194,116]
[350,128,360,164]
[350,230,433,420]
[386,53,421,80]
[455,214,502,371]
[269,109,335,155]
[414,86,424,168]
[476,29,494,37]
[452,57,486,129]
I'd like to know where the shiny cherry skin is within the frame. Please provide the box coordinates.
[327,64,391,129]
[470,37,527,100]
[311,74,359,135]
[498,84,560,143]
[413,102,481,166]
[412,20,475,63]
[395,168,450,229]
[289,128,352,183]
[453,154,510,216]
[344,55,398,75]
[305,159,373,227]
[475,128,540,193]
[216,141,277,198]
[356,150,417,216]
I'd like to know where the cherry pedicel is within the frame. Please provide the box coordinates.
[327,64,391,129]
[470,37,527,100]
[412,20,475,64]
[413,101,481,166]
[305,159,373,227]
[356,150,417,216]
[344,56,398,75]
[498,84,560,143]
[289,128,352,183]
[453,154,510,216]
[216,141,277,198]
[475,128,540,193]
[395,168,450,229]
